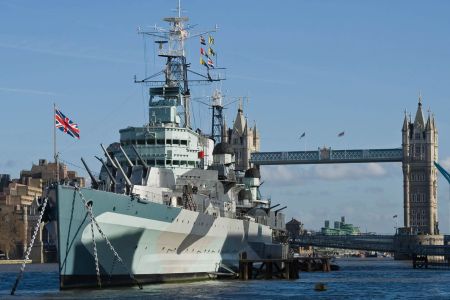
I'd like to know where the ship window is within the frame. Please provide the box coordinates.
[180,160,186,166]
[173,160,179,165]
[188,161,195,166]
[156,160,164,166]
[137,139,145,145]
[157,139,165,145]
[180,140,187,146]
[147,138,155,145]
[173,139,179,145]
[166,139,172,145]
[166,160,171,165]
[147,160,155,166]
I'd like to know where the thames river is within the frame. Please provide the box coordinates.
[1,258,450,299]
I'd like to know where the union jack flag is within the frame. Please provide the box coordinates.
[55,108,80,139]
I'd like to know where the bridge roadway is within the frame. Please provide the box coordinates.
[291,234,450,256]
[291,235,396,252]
[250,148,403,165]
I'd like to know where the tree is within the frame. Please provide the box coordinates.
[0,206,24,259]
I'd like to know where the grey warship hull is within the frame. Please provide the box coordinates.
[54,185,273,289]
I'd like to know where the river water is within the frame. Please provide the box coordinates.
[1,258,450,299]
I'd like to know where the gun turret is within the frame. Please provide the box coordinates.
[80,157,99,189]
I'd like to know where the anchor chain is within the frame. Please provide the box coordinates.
[108,256,118,282]
[88,204,102,288]
[10,196,49,295]
[75,187,142,289]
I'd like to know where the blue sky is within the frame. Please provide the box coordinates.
[0,0,449,233]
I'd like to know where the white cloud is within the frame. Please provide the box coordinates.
[0,42,139,65]
[0,160,16,169]
[441,157,450,169]
[314,163,386,180]
[0,87,58,96]
[261,163,388,186]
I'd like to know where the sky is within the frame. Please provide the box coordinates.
[0,0,449,234]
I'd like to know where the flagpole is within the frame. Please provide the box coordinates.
[53,103,59,183]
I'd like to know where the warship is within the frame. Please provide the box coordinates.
[44,4,287,289]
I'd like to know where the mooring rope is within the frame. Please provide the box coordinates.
[10,196,49,295]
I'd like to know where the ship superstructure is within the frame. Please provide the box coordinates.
[45,3,286,289]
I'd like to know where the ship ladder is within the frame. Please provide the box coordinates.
[75,187,143,289]
[10,192,49,295]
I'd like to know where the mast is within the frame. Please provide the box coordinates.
[53,103,59,183]
[135,3,224,130]
[211,90,224,143]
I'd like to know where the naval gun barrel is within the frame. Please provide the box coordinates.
[95,156,117,186]
[131,145,148,170]
[80,157,99,189]
[119,145,134,168]
[268,204,280,210]
[100,143,117,169]
[274,206,287,214]
[113,157,132,194]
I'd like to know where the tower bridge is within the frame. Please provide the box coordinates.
[250,148,403,165]
[250,97,447,253]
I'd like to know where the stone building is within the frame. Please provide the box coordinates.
[0,159,85,261]
[402,97,438,235]
[222,102,260,172]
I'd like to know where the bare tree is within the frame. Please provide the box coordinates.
[0,207,25,259]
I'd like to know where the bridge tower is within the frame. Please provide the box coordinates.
[402,96,438,234]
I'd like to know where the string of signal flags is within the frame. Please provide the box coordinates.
[200,35,216,69]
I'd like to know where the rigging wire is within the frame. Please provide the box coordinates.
[58,155,100,177]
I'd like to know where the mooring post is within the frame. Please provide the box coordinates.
[265,261,273,279]
[293,259,300,279]
[247,262,253,280]
[306,261,312,272]
[284,260,291,279]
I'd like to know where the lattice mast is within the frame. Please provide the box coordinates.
[211,90,224,143]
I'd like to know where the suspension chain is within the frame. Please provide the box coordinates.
[10,196,49,295]
[75,187,142,289]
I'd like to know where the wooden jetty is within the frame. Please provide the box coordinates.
[238,256,334,280]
